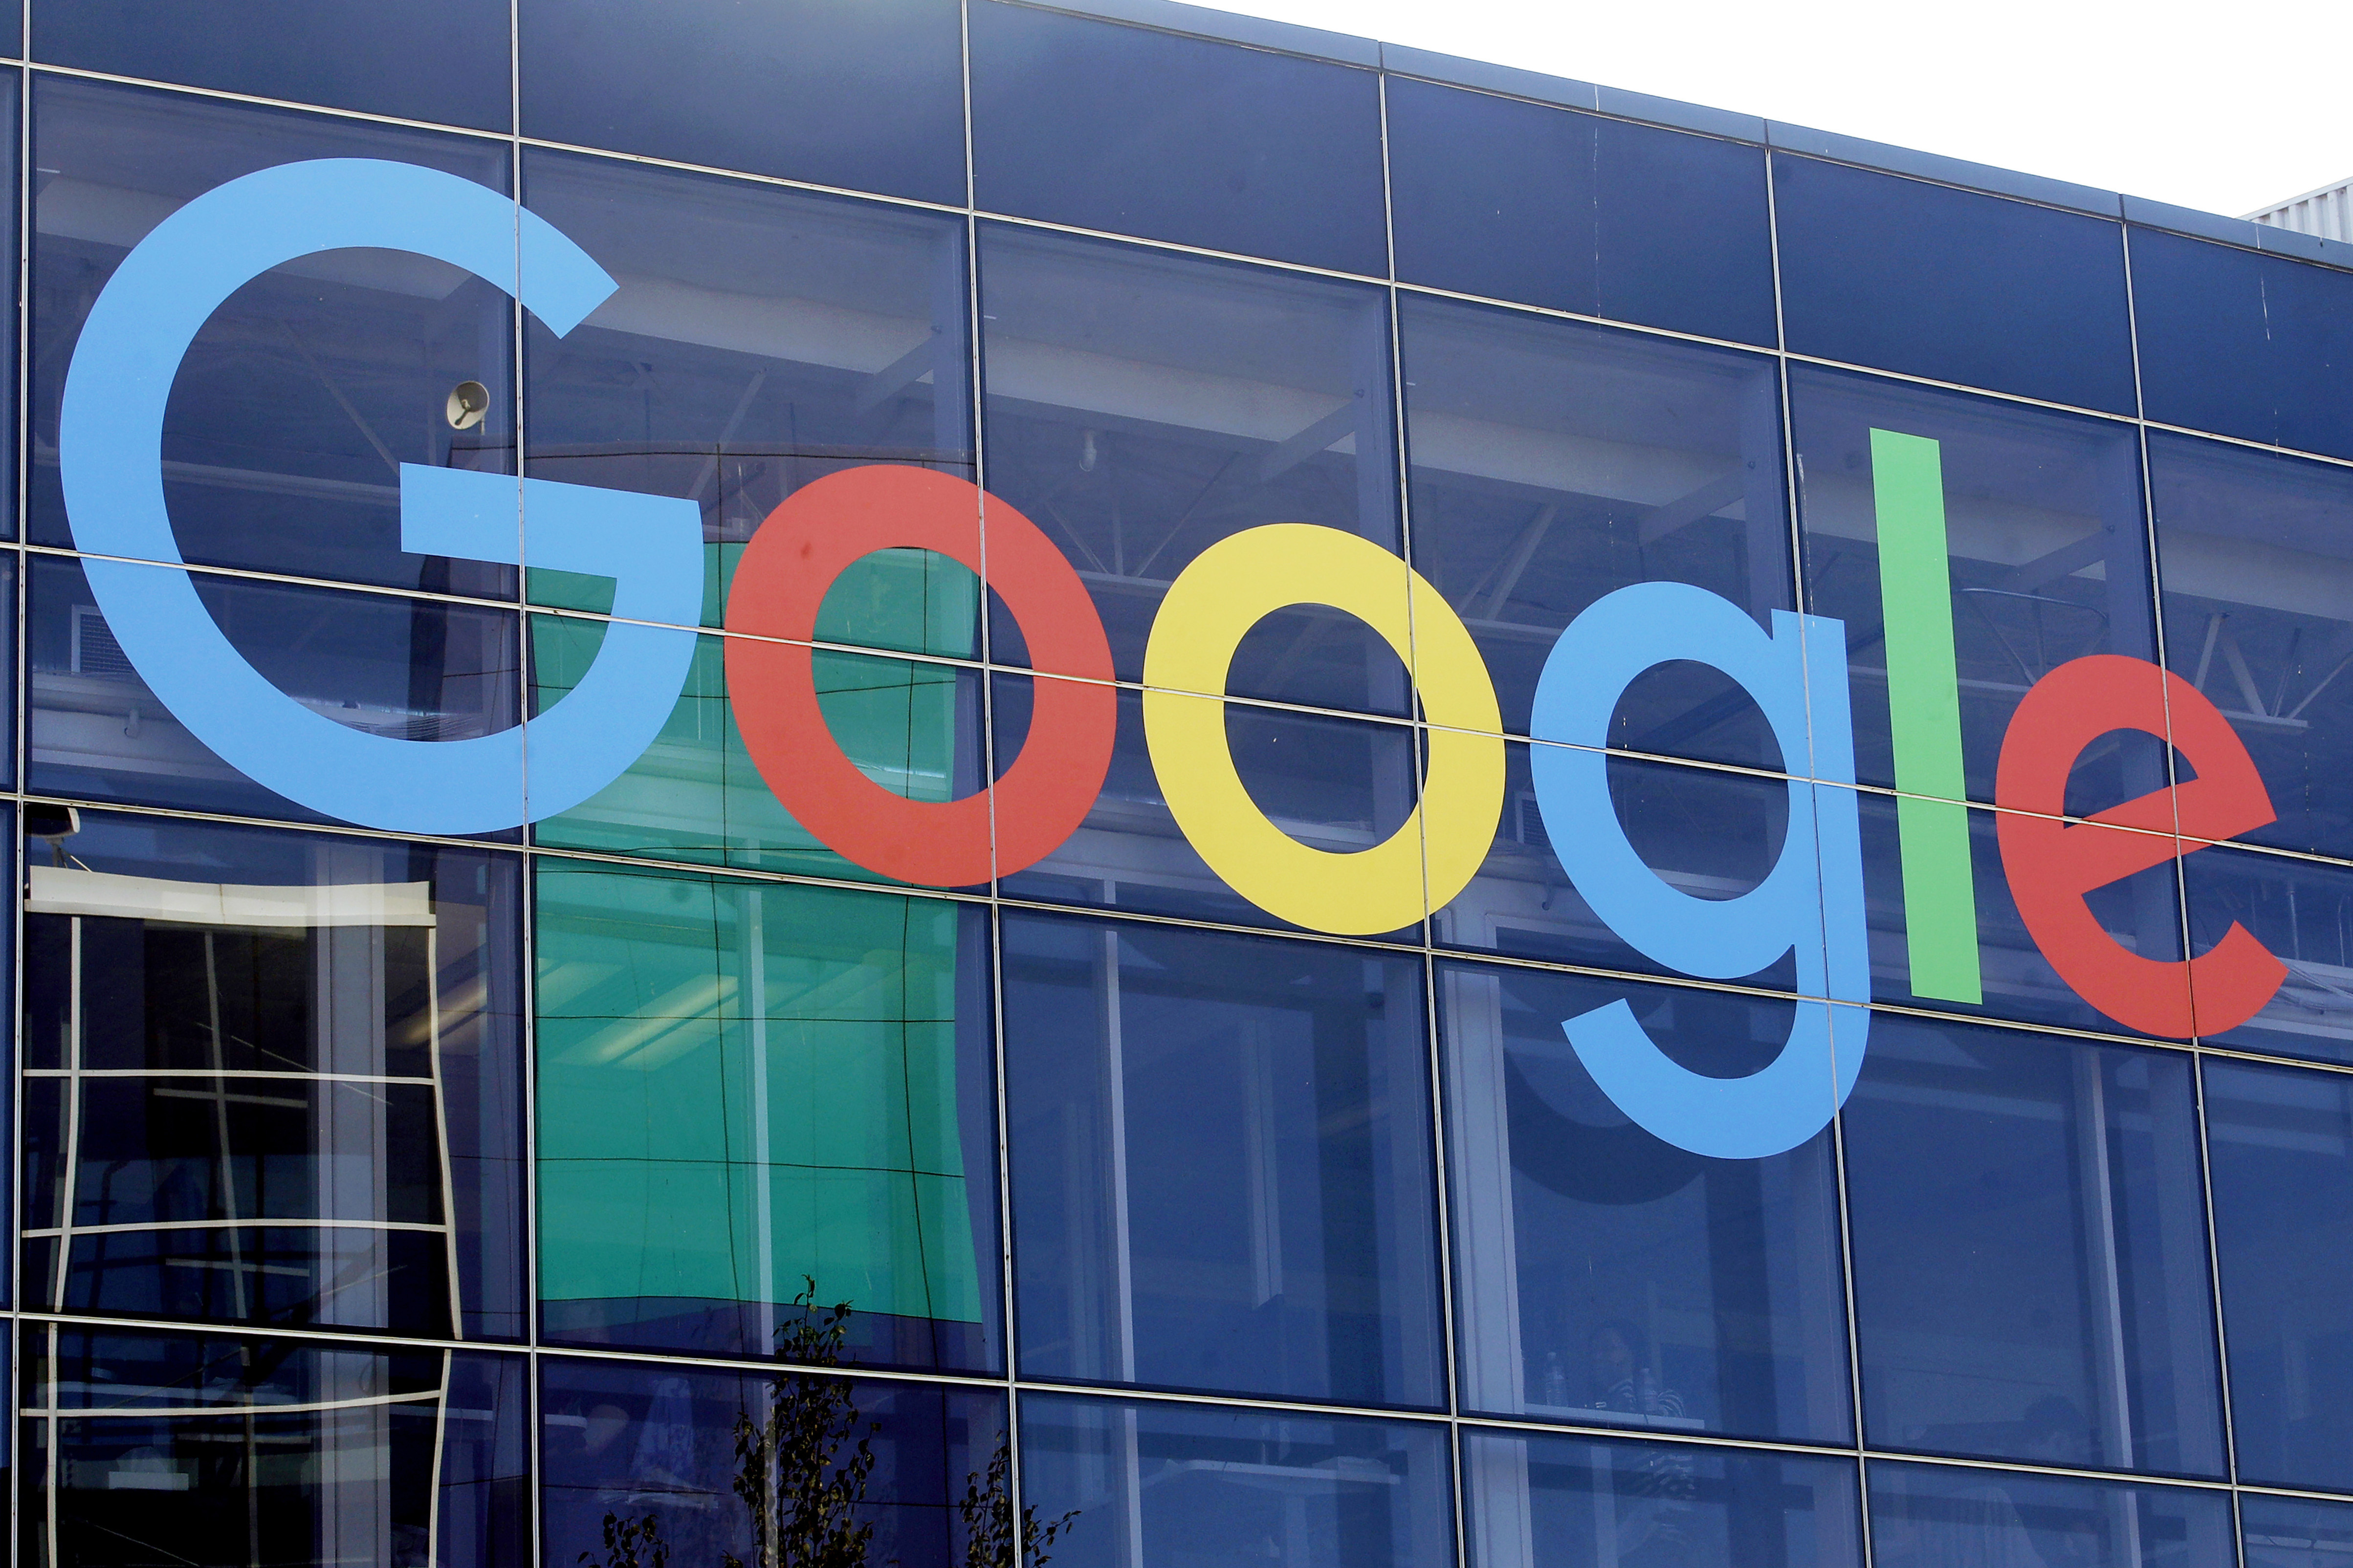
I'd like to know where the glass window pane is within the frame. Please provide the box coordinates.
[31,76,518,593]
[1400,294,1790,758]
[18,809,525,1340]
[1844,1017,2225,1476]
[1461,1426,1861,1568]
[521,150,975,638]
[969,2,1385,275]
[540,1356,1000,1566]
[517,0,965,204]
[29,555,523,830]
[2182,842,2353,1062]
[2243,1492,2353,1568]
[2203,1057,2353,1492]
[1439,962,1851,1442]
[1386,79,1775,345]
[533,863,1000,1373]
[1775,155,2135,414]
[979,224,1403,710]
[25,1325,529,1568]
[1793,365,2156,805]
[1866,1459,2233,1568]
[2151,431,2353,860]
[1003,911,1442,1407]
[1018,1392,1453,1568]
[33,0,510,131]
[2133,227,2353,462]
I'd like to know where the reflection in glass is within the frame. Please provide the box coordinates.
[22,1325,527,1568]
[978,224,1402,710]
[1844,1017,2224,1475]
[540,1355,999,1567]
[1400,294,1790,758]
[533,864,1000,1371]
[1440,963,1849,1442]
[2181,841,2353,1062]
[1460,1426,1861,1567]
[1004,912,1442,1406]
[1866,1459,2232,1568]
[521,150,974,634]
[1019,1392,1452,1568]
[19,810,525,1339]
[1793,365,2156,805]
[2242,1492,2353,1568]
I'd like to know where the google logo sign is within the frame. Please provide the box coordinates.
[57,160,2290,1163]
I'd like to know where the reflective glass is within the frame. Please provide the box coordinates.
[33,0,510,131]
[2202,1058,2353,1492]
[1775,154,2135,415]
[2150,431,2353,861]
[21,1326,528,1568]
[540,1356,1001,1566]
[28,556,523,830]
[517,0,965,204]
[534,862,1000,1372]
[2133,227,2353,462]
[18,809,526,1340]
[1400,294,1791,757]
[996,677,1425,940]
[531,624,985,887]
[978,224,1403,709]
[1439,962,1850,1442]
[1856,793,2189,1039]
[969,1,1385,275]
[1460,1427,1862,1568]
[521,151,975,635]
[1386,79,1775,345]
[2243,1493,2353,1568]
[1793,365,2156,804]
[1002,911,1442,1407]
[31,77,518,593]
[1865,1460,2233,1568]
[1844,1016,2224,1476]
[1018,1392,1453,1568]
[2181,841,2353,1062]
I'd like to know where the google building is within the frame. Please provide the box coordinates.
[6,0,2353,1564]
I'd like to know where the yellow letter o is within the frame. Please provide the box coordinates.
[1142,523,1504,936]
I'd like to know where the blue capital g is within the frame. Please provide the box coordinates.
[59,158,700,835]
[1530,583,1869,1159]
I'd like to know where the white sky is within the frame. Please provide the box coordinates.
[1212,0,2353,219]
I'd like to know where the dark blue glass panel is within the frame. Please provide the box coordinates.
[522,150,974,634]
[1793,365,2156,804]
[969,1,1385,274]
[1866,1460,2233,1567]
[2134,227,2353,461]
[1845,1016,2224,1476]
[1858,794,2188,1039]
[31,76,517,594]
[1440,748,1799,991]
[979,224,1403,709]
[1775,154,2134,414]
[517,0,964,204]
[30,1328,529,1568]
[541,1357,1000,1565]
[2204,1057,2353,1492]
[33,0,509,130]
[995,676,1424,940]
[1401,294,1790,756]
[2182,842,2353,1062]
[1020,1392,1453,1568]
[17,809,526,1339]
[1386,79,1774,344]
[2150,431,2353,860]
[1003,911,1442,1407]
[27,555,524,831]
[2243,1492,2353,1568]
[1438,962,1849,1443]
[1461,1427,1861,1567]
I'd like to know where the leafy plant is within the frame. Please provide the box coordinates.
[959,1434,1078,1568]
[724,1279,880,1568]
[580,1511,668,1568]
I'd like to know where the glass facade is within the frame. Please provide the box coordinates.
[2,3,2350,1564]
